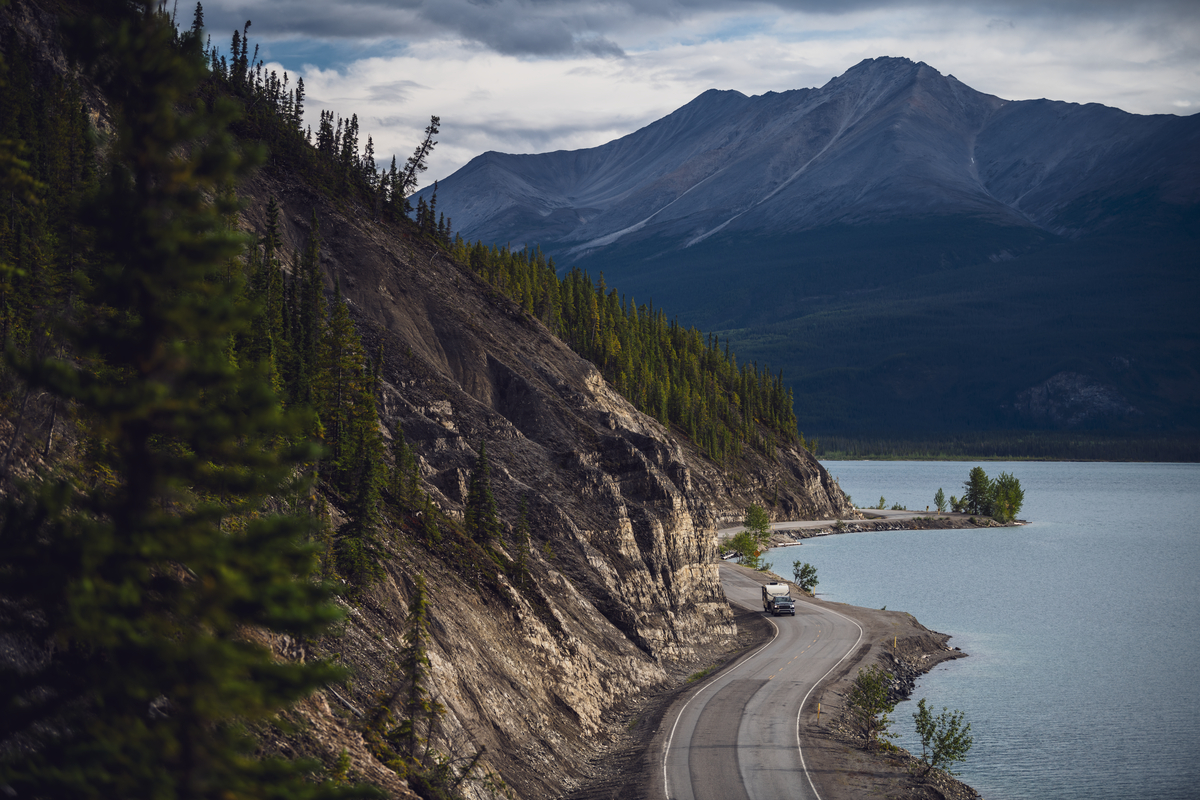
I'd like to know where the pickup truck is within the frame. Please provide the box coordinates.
[761,582,796,616]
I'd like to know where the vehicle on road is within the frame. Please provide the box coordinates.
[762,582,796,616]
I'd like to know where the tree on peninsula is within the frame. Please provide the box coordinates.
[962,466,993,515]
[960,466,1024,521]
[990,471,1025,523]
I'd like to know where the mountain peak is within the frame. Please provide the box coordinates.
[421,57,1196,252]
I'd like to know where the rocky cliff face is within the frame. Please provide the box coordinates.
[240,171,850,798]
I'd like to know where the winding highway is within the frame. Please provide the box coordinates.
[660,565,864,800]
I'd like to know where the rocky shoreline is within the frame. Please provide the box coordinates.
[775,512,1016,541]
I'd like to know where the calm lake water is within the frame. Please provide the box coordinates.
[793,461,1200,800]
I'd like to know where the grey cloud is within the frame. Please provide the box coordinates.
[367,80,428,103]
[199,0,1199,57]
[445,114,653,152]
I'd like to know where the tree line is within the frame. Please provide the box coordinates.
[188,4,440,223]
[444,241,805,463]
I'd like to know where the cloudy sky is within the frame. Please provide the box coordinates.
[191,0,1200,186]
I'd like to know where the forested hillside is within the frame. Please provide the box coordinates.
[0,3,848,799]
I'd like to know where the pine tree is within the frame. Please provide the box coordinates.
[421,493,441,544]
[464,441,501,545]
[390,574,445,772]
[391,426,420,508]
[0,4,372,797]
[295,209,325,404]
[335,429,386,591]
[512,495,532,587]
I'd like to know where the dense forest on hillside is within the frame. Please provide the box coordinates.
[0,2,818,797]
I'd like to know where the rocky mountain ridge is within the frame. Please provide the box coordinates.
[424,56,1199,254]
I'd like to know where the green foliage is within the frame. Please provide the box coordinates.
[511,495,532,588]
[991,470,1025,523]
[960,466,1024,522]
[962,466,992,515]
[724,506,772,568]
[744,503,771,544]
[0,4,372,796]
[390,426,422,509]
[726,530,766,570]
[464,441,502,545]
[819,432,1200,462]
[875,496,887,509]
[458,247,800,463]
[846,665,897,750]
[0,18,96,384]
[911,698,973,779]
[792,561,818,593]
[934,487,946,513]
[365,572,506,800]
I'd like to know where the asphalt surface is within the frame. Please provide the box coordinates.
[718,509,935,539]
[658,564,865,800]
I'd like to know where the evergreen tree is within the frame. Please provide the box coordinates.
[991,471,1024,523]
[313,283,373,488]
[464,441,501,545]
[0,4,372,796]
[390,574,444,773]
[399,115,439,207]
[390,425,420,508]
[512,495,532,587]
[335,429,386,591]
[294,209,325,404]
[421,493,441,544]
[963,466,993,516]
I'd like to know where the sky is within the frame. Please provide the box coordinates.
[188,0,1200,186]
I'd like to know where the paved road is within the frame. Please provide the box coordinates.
[661,565,864,800]
[718,508,935,540]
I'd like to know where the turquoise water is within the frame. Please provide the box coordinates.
[798,461,1200,800]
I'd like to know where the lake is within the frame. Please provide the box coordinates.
[791,461,1200,800]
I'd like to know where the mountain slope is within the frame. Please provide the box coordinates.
[421,57,1200,438]
[0,3,854,797]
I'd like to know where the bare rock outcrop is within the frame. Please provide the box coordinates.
[238,171,850,797]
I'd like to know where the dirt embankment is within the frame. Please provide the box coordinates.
[798,600,980,800]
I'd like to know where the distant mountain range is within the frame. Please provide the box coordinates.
[419,57,1200,437]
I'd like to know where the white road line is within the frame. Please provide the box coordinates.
[795,603,864,800]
